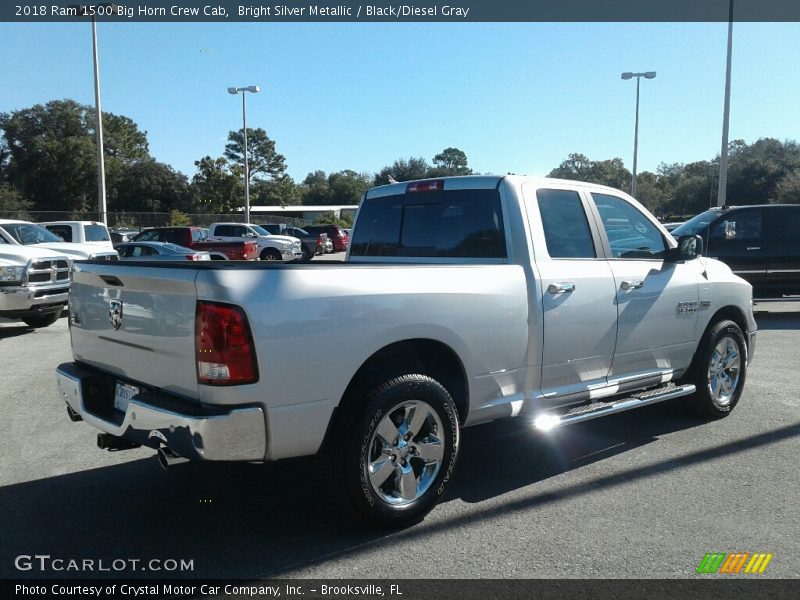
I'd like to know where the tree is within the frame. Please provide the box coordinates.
[252,175,302,207]
[224,128,286,184]
[113,159,194,214]
[374,157,430,186]
[301,170,371,205]
[191,156,242,213]
[431,147,472,176]
[0,99,154,213]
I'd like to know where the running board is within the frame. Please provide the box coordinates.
[533,383,696,430]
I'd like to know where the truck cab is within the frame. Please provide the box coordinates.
[0,219,118,262]
[39,220,115,252]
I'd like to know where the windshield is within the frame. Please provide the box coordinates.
[671,210,726,237]
[0,222,64,245]
[250,225,270,236]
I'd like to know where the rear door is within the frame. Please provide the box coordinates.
[523,184,618,402]
[762,205,800,295]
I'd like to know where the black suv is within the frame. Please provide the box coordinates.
[672,204,800,298]
[261,224,324,261]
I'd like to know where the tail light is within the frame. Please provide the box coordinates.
[317,234,323,246]
[195,301,258,385]
[186,254,202,261]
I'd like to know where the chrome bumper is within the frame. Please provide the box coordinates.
[0,284,68,315]
[55,362,267,462]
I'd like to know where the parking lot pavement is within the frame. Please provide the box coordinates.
[1,305,798,579]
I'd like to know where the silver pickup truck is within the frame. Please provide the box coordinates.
[56,176,756,526]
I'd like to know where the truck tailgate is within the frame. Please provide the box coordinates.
[68,262,200,398]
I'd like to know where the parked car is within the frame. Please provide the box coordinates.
[207,222,302,261]
[0,219,118,261]
[132,226,258,261]
[303,224,349,252]
[661,222,684,233]
[39,221,114,251]
[109,228,140,243]
[56,175,755,527]
[115,242,211,261]
[0,237,70,328]
[671,204,800,297]
[261,224,326,261]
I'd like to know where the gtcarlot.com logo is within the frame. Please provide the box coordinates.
[696,552,773,574]
[14,554,194,573]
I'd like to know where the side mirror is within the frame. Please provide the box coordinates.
[724,220,736,239]
[668,234,703,262]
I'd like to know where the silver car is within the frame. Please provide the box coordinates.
[115,242,210,261]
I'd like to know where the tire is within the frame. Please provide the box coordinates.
[22,312,61,328]
[260,248,281,261]
[687,319,747,418]
[323,374,460,528]
[301,245,312,262]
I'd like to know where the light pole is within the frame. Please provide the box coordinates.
[717,0,734,207]
[621,71,656,197]
[73,3,117,224]
[227,85,260,223]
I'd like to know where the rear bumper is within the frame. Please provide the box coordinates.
[55,362,267,462]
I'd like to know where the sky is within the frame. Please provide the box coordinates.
[1,21,799,183]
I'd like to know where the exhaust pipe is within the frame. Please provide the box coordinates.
[157,447,189,470]
[66,405,83,422]
[97,432,140,451]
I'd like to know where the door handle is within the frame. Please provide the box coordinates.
[547,282,575,294]
[746,246,761,251]
[620,280,644,291]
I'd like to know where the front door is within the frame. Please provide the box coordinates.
[590,193,702,380]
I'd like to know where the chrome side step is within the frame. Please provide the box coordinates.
[534,383,696,430]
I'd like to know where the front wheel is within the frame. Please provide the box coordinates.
[260,248,282,261]
[688,319,747,418]
[324,374,460,528]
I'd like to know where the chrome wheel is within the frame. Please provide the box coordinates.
[707,335,742,407]
[366,400,445,506]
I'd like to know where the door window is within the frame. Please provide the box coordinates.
[592,193,666,259]
[45,225,72,242]
[710,210,762,242]
[536,189,596,258]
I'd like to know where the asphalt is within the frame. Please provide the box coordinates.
[0,302,798,579]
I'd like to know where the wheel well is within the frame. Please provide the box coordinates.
[339,339,469,424]
[708,305,749,336]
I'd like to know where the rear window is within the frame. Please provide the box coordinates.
[84,224,110,242]
[350,189,506,259]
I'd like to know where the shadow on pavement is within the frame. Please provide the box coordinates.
[754,311,800,331]
[5,399,796,579]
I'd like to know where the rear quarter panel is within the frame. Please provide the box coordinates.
[194,264,529,459]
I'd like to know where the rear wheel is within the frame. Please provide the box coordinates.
[688,319,747,418]
[22,312,61,328]
[301,245,312,262]
[323,374,459,527]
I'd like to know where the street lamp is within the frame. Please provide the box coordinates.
[71,3,117,225]
[227,85,261,224]
[621,71,656,197]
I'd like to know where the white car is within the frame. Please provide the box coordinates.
[0,219,118,261]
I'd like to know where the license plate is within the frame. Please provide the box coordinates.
[113,382,139,413]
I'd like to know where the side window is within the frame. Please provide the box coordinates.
[768,207,800,242]
[591,193,666,259]
[231,226,247,237]
[46,225,72,242]
[536,189,596,259]
[710,209,762,241]
[215,225,232,237]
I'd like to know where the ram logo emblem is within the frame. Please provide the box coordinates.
[108,299,123,330]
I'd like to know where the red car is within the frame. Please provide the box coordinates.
[303,225,349,252]
[133,227,258,260]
